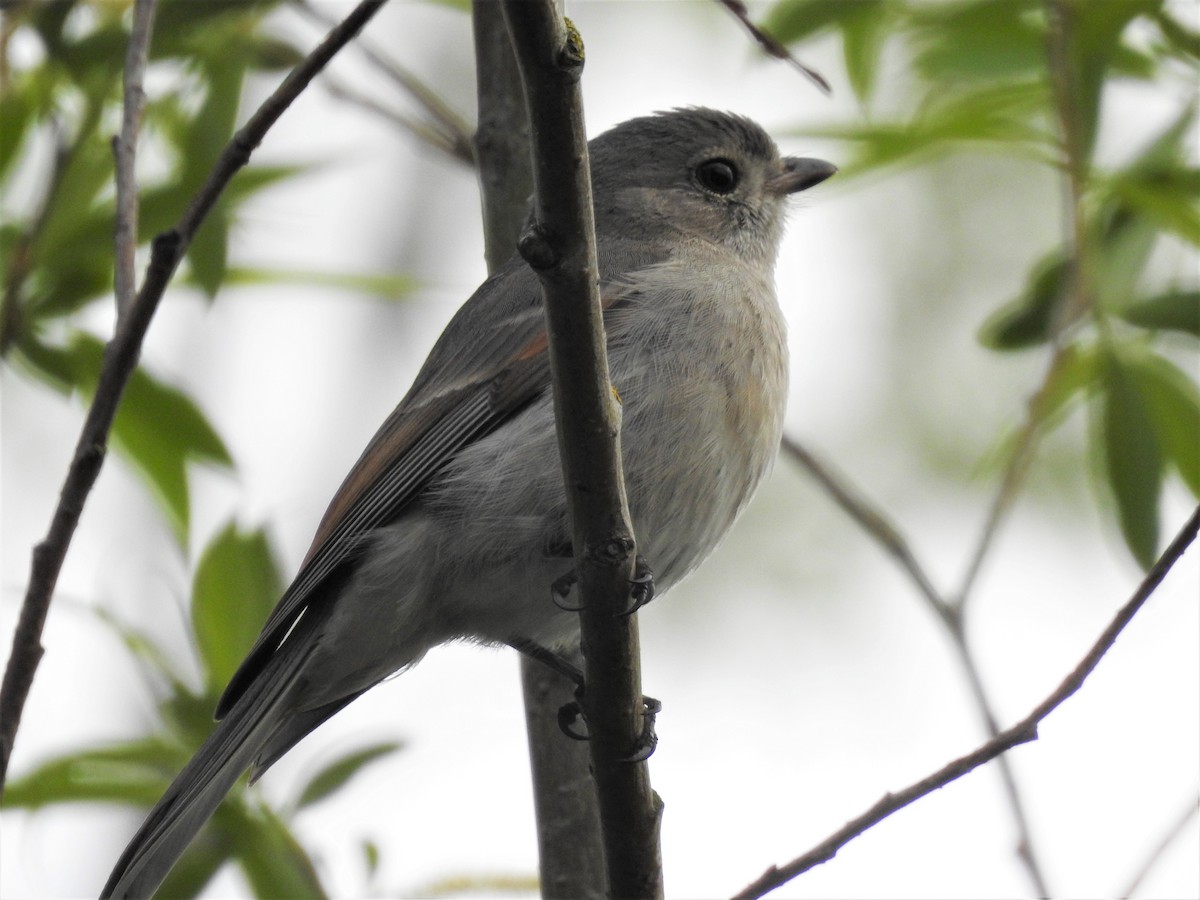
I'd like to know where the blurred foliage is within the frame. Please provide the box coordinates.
[1,522,404,897]
[0,1,411,895]
[0,0,415,547]
[764,0,1199,568]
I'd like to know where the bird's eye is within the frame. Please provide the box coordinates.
[695,158,739,194]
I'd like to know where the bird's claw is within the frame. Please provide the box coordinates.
[555,692,662,762]
[550,571,584,611]
[624,555,656,615]
[550,554,655,615]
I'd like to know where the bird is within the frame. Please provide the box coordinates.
[101,107,836,898]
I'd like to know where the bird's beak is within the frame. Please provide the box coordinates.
[768,157,838,196]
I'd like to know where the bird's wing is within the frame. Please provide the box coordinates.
[216,247,661,717]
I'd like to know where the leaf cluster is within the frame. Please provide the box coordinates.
[1,2,408,894]
[765,0,1199,567]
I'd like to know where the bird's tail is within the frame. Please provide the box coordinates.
[101,632,316,899]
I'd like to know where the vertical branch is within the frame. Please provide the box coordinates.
[470,3,606,894]
[112,0,157,321]
[499,3,664,896]
[958,0,1095,609]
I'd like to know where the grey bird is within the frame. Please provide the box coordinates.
[101,108,836,898]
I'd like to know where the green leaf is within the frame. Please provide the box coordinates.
[1099,347,1163,568]
[32,133,114,272]
[839,1,892,102]
[16,333,234,544]
[979,254,1068,350]
[29,0,78,53]
[1109,167,1200,246]
[295,743,405,810]
[218,802,326,899]
[191,522,284,692]
[245,35,308,71]
[189,210,230,299]
[1154,8,1200,59]
[1117,290,1200,337]
[910,0,1046,83]
[1121,350,1200,498]
[363,840,381,879]
[1038,342,1101,424]
[804,80,1052,177]
[0,75,36,181]
[183,59,248,186]
[1,736,186,809]
[1092,203,1160,311]
[1063,0,1162,161]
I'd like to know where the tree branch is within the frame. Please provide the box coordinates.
[499,3,663,897]
[782,434,1050,893]
[470,4,606,893]
[294,0,475,165]
[112,0,156,322]
[733,504,1200,899]
[0,0,388,791]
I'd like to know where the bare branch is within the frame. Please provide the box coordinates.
[781,436,946,616]
[0,0,388,790]
[733,504,1200,900]
[784,434,1050,895]
[293,0,475,165]
[714,0,831,95]
[499,3,663,896]
[321,76,473,165]
[112,0,156,321]
[471,4,606,891]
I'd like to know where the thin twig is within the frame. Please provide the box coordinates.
[0,0,388,790]
[957,0,1097,609]
[782,433,1053,897]
[112,0,157,321]
[500,3,663,897]
[321,77,472,165]
[781,437,947,617]
[715,0,831,94]
[293,0,475,164]
[1119,794,1200,899]
[733,505,1200,900]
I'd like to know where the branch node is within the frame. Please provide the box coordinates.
[518,223,560,270]
[590,535,635,567]
[559,18,586,71]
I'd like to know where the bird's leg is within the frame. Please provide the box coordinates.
[511,638,661,760]
[545,537,657,616]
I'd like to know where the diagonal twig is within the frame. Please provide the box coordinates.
[733,504,1200,899]
[715,0,831,95]
[781,436,946,617]
[292,0,475,164]
[0,0,389,790]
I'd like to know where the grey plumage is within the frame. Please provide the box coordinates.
[101,108,834,898]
